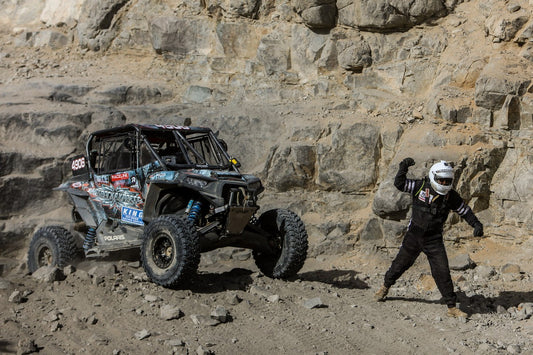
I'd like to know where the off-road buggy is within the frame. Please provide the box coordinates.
[27,124,308,287]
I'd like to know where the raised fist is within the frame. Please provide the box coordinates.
[400,157,415,168]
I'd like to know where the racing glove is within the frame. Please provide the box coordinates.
[399,157,415,171]
[473,222,484,237]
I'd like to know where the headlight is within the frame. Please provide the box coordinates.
[248,180,262,191]
[184,177,208,188]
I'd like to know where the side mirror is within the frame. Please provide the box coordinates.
[230,158,241,168]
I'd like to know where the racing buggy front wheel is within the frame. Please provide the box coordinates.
[253,209,308,279]
[27,226,80,273]
[141,216,200,288]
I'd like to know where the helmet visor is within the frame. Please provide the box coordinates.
[436,177,453,186]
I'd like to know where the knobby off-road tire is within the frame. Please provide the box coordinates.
[27,226,80,273]
[141,215,200,288]
[253,209,308,279]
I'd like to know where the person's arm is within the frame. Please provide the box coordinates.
[450,192,484,236]
[394,157,416,192]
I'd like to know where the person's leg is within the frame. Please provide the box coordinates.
[383,230,422,287]
[423,235,456,305]
[423,235,466,317]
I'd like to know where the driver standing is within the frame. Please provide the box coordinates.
[374,158,484,318]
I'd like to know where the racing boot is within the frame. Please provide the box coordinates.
[446,306,467,318]
[374,285,389,302]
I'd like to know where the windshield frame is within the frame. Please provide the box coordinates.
[140,128,234,170]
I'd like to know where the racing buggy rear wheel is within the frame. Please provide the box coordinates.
[141,215,200,288]
[253,209,308,279]
[27,226,80,273]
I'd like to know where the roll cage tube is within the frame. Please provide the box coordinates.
[172,130,237,171]
[85,125,239,173]
[139,133,168,169]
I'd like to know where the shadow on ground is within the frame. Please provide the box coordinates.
[298,269,370,289]
[0,340,15,354]
[188,268,255,293]
[458,291,533,315]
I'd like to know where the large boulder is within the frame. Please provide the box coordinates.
[338,0,447,31]
[336,37,372,72]
[294,0,337,29]
[474,56,532,111]
[491,142,533,229]
[316,123,380,192]
[150,17,215,56]
[220,0,261,19]
[485,5,529,42]
[290,26,334,80]
[77,0,130,51]
[263,144,316,191]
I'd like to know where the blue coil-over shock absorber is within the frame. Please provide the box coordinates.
[83,227,96,252]
[187,200,203,224]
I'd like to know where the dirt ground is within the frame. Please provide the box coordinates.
[1,230,533,355]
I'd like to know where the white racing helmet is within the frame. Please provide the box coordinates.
[429,160,454,195]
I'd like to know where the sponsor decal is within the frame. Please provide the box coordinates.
[154,124,190,130]
[94,175,108,184]
[419,188,436,204]
[71,182,82,188]
[121,206,144,226]
[91,186,143,208]
[418,189,427,202]
[149,171,176,181]
[111,172,129,181]
[103,234,126,241]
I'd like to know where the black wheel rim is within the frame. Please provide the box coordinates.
[37,245,53,267]
[152,233,174,269]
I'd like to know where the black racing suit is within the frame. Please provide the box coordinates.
[383,162,482,307]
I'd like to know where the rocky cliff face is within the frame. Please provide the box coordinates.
[0,0,531,258]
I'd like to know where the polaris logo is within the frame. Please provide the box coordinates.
[103,234,126,241]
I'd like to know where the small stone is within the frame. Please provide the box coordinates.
[160,305,183,321]
[88,263,117,278]
[449,254,475,271]
[232,250,251,261]
[496,305,508,314]
[190,314,220,326]
[196,345,213,355]
[508,4,521,12]
[303,297,326,309]
[44,311,60,322]
[501,264,521,274]
[249,285,272,298]
[134,329,151,340]
[507,344,521,354]
[86,314,98,325]
[127,261,141,268]
[165,339,185,347]
[226,293,241,305]
[267,294,280,303]
[63,265,76,275]
[144,294,159,302]
[17,339,38,354]
[211,305,230,323]
[31,266,64,283]
[8,290,23,304]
